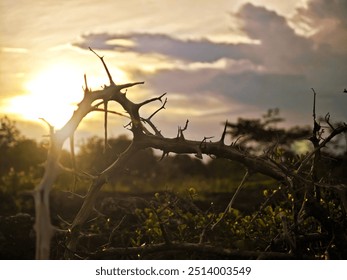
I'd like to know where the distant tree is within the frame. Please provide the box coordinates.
[0,116,21,175]
[226,108,311,153]
[0,116,46,176]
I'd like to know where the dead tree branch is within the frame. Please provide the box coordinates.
[33,49,345,260]
[33,49,144,259]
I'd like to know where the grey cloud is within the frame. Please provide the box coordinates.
[73,1,347,122]
[145,66,346,121]
[144,68,312,114]
[296,0,347,27]
[202,72,309,108]
[73,33,132,51]
[72,4,315,74]
[74,32,248,63]
[293,0,347,53]
[237,4,315,73]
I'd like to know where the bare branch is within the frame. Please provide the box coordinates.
[39,118,54,136]
[103,100,109,152]
[311,88,317,122]
[91,107,130,119]
[219,120,228,144]
[177,120,189,139]
[115,81,145,91]
[137,92,167,109]
[141,97,167,137]
[324,113,335,130]
[69,133,77,192]
[147,96,167,121]
[58,163,98,180]
[34,47,346,261]
[297,124,347,173]
[212,170,251,229]
[89,47,115,86]
[83,73,90,94]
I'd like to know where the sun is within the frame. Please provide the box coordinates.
[7,63,128,129]
[7,64,83,128]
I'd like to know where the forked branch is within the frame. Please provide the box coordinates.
[33,49,144,259]
[34,49,342,261]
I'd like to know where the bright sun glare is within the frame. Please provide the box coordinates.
[8,63,128,129]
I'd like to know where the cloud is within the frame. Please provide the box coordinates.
[297,0,347,29]
[293,0,347,53]
[236,3,315,74]
[73,1,347,124]
[141,67,313,121]
[74,32,248,63]
[73,4,313,74]
[1,47,28,54]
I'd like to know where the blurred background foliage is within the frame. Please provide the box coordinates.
[1,109,347,259]
[1,109,347,215]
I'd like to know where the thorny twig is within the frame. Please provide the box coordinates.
[211,170,251,229]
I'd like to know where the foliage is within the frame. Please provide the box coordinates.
[0,117,45,205]
[1,50,346,260]
[57,107,347,259]
[1,112,347,259]
[51,185,346,259]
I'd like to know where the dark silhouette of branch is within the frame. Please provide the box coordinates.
[32,48,347,260]
[89,47,115,86]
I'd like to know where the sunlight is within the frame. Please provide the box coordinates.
[7,63,129,129]
[7,64,83,128]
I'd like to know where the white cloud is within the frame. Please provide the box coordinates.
[1,47,28,53]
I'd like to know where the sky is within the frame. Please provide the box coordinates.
[1,0,346,144]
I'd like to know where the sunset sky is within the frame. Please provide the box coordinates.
[1,0,346,143]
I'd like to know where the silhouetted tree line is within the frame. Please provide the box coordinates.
[1,111,347,210]
[1,110,347,259]
[0,109,347,196]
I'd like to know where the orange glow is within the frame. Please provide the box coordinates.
[6,63,128,129]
